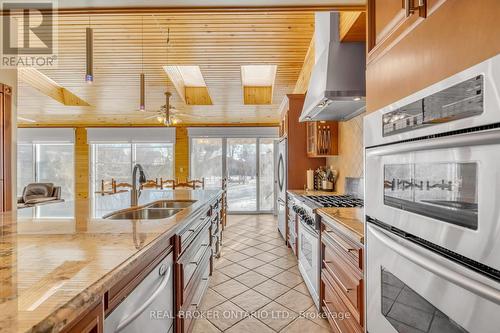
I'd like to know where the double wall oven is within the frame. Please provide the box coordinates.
[365,54,500,333]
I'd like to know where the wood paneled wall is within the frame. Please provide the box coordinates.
[175,127,189,181]
[75,128,89,199]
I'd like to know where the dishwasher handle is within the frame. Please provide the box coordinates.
[114,265,172,333]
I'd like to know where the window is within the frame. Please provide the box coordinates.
[17,143,75,218]
[91,143,174,192]
[190,138,223,189]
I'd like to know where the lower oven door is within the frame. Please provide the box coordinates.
[366,127,500,271]
[367,223,500,333]
[297,220,320,309]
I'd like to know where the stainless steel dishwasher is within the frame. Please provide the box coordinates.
[104,252,174,333]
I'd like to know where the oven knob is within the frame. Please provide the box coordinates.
[306,216,314,225]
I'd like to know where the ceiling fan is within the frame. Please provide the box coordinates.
[143,91,182,126]
[143,91,220,125]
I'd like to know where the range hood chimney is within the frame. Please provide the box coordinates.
[299,12,366,122]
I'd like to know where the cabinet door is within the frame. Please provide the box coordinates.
[368,0,430,55]
[65,301,104,333]
[373,0,406,45]
[306,122,317,156]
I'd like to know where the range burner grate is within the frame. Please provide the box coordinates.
[306,195,364,208]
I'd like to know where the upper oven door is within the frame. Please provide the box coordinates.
[366,127,500,271]
[366,223,500,333]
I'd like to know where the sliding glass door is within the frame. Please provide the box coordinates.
[190,137,275,213]
[191,138,223,189]
[227,138,257,212]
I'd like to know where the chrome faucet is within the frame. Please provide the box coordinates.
[131,163,147,206]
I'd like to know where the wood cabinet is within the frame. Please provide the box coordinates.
[62,192,224,333]
[63,300,104,333]
[174,194,224,333]
[279,94,326,190]
[286,194,298,257]
[320,215,364,332]
[367,0,429,55]
[306,121,338,157]
[366,0,500,113]
[0,84,12,212]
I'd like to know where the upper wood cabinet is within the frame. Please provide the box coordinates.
[366,0,500,113]
[367,0,431,57]
[306,121,338,158]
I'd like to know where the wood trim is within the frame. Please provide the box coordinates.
[32,5,366,15]
[0,84,12,212]
[62,298,104,333]
[366,0,376,51]
[17,123,280,128]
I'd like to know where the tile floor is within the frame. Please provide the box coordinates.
[193,215,332,333]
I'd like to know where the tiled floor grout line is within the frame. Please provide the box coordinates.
[195,215,329,333]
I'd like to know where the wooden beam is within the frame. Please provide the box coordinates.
[339,11,366,42]
[49,5,366,15]
[19,69,90,107]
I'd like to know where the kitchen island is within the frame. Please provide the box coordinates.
[0,189,223,333]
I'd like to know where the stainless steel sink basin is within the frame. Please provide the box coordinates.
[147,200,196,209]
[105,208,182,220]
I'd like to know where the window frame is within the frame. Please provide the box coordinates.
[90,142,175,194]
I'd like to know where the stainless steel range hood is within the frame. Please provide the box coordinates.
[299,12,366,122]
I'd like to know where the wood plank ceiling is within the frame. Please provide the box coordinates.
[18,12,316,126]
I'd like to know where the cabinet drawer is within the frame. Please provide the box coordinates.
[322,228,363,270]
[181,265,210,333]
[182,245,211,307]
[322,274,363,333]
[179,223,211,291]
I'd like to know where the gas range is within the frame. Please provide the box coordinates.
[290,194,364,232]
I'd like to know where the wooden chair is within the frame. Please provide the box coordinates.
[160,178,176,189]
[174,178,205,189]
[141,179,160,190]
[114,181,132,193]
[95,179,115,196]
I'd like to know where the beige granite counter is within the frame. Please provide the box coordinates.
[317,207,364,244]
[0,189,221,333]
[287,189,338,197]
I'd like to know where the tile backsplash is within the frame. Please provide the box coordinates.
[327,112,364,193]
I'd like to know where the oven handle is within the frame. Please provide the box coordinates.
[366,127,500,157]
[369,224,500,305]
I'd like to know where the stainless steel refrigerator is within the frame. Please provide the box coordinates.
[276,138,287,240]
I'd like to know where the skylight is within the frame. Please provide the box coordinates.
[241,65,277,86]
[163,65,207,87]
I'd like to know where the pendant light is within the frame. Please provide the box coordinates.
[139,16,146,111]
[85,16,93,83]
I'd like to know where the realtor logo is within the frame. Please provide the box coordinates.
[1,1,58,67]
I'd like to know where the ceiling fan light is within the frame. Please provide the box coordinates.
[85,27,93,83]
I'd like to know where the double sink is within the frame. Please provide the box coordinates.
[104,200,196,220]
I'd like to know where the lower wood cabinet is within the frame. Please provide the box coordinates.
[320,216,364,333]
[61,192,224,333]
[64,300,104,333]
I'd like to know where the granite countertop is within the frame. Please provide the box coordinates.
[317,207,365,244]
[0,189,221,333]
[287,189,339,196]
